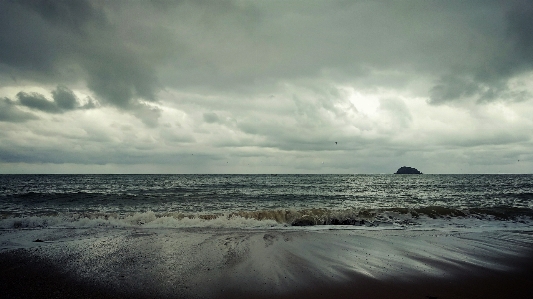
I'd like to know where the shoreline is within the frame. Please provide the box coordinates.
[1,228,533,298]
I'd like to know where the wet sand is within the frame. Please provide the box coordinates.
[1,228,533,299]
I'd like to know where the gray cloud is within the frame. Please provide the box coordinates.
[427,0,533,104]
[131,103,162,128]
[17,91,62,113]
[13,85,95,114]
[0,0,162,123]
[52,85,78,110]
[3,1,532,107]
[17,0,105,33]
[379,98,412,128]
[0,1,59,76]
[505,1,533,71]
[428,76,481,105]
[1,0,533,173]
[203,112,220,124]
[0,98,38,122]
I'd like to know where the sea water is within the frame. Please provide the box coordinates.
[1,174,533,298]
[1,174,532,230]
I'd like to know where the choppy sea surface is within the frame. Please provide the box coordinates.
[1,174,532,230]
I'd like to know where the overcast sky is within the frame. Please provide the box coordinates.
[1,0,532,174]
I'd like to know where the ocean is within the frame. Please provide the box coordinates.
[1,174,533,298]
[1,174,532,229]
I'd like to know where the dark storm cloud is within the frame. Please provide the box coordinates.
[505,1,533,71]
[429,76,481,105]
[145,0,533,106]
[428,0,533,104]
[0,0,107,80]
[14,86,95,114]
[17,0,104,32]
[493,1,533,103]
[0,0,162,122]
[17,91,61,113]
[85,55,159,109]
[0,1,57,75]
[52,85,78,109]
[0,98,38,122]
[3,0,532,109]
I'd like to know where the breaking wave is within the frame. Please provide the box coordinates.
[1,206,532,229]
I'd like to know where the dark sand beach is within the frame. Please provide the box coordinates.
[2,228,532,299]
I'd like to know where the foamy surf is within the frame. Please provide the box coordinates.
[2,206,532,232]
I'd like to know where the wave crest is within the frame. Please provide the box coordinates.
[1,206,532,229]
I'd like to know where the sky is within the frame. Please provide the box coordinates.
[1,0,532,174]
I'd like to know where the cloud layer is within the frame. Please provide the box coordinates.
[1,0,532,173]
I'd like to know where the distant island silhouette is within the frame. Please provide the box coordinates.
[395,166,422,174]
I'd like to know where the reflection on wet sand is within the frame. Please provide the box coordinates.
[1,228,533,298]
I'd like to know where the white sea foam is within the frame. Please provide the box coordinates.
[1,209,532,233]
[0,211,283,230]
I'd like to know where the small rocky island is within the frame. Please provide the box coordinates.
[395,166,422,174]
